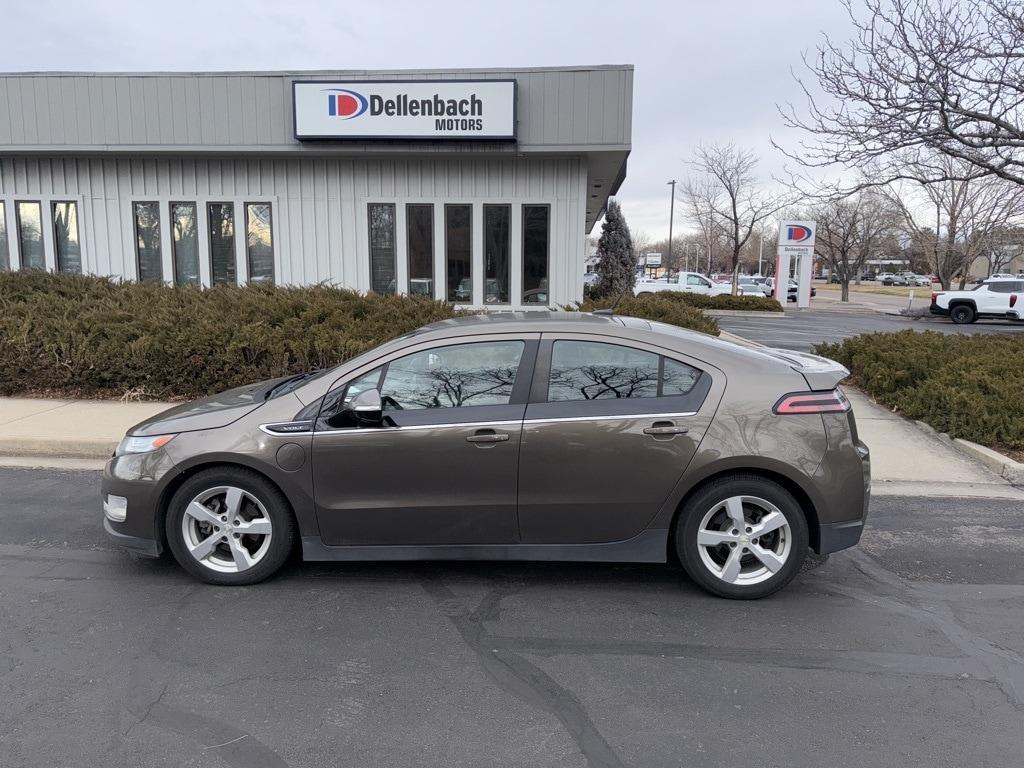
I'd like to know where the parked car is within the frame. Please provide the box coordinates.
[930,277,1024,323]
[909,275,932,287]
[881,274,909,286]
[764,278,816,302]
[583,272,599,289]
[634,271,732,297]
[735,278,768,297]
[102,312,870,600]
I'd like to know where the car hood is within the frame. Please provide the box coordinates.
[127,377,286,437]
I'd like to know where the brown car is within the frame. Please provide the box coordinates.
[102,312,870,599]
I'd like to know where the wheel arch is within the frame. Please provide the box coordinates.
[665,467,822,561]
[155,458,307,555]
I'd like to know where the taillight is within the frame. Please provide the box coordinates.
[1012,294,1018,308]
[773,389,851,414]
[931,291,940,304]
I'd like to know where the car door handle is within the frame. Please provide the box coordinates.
[466,431,510,444]
[643,423,689,436]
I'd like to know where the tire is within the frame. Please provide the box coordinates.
[949,304,976,324]
[675,475,809,599]
[165,466,297,586]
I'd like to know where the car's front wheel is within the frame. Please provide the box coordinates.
[166,467,296,586]
[675,475,808,599]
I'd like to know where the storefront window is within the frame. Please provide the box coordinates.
[523,205,550,304]
[133,202,162,282]
[246,203,274,284]
[483,204,510,304]
[406,204,433,297]
[446,204,472,303]
[171,202,200,286]
[208,202,236,285]
[368,203,396,294]
[16,202,44,270]
[52,202,82,274]
[0,202,9,272]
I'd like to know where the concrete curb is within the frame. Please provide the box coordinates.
[951,439,1024,485]
[705,309,786,318]
[0,438,116,461]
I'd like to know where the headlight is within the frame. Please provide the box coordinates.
[115,434,177,457]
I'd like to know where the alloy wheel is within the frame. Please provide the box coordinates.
[181,485,273,573]
[696,495,792,586]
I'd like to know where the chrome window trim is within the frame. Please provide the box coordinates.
[260,411,697,437]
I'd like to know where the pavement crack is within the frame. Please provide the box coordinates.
[421,575,625,768]
[838,550,1024,710]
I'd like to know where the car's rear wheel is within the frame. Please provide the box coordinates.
[949,304,976,324]
[166,467,296,586]
[675,476,808,599]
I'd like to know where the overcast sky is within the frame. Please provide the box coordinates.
[0,0,854,241]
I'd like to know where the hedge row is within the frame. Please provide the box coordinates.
[634,290,783,312]
[576,293,721,335]
[0,272,720,401]
[0,272,460,400]
[815,330,1024,451]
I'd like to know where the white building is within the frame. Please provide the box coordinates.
[0,66,633,309]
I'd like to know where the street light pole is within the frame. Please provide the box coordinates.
[667,180,676,270]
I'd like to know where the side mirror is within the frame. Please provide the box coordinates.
[348,388,383,425]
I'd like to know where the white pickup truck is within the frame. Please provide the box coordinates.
[635,272,732,296]
[930,277,1024,324]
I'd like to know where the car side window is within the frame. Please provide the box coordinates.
[686,275,707,287]
[662,358,702,396]
[379,340,525,410]
[548,341,701,402]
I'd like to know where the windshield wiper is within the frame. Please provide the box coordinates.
[265,371,318,400]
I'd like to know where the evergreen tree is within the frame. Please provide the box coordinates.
[594,200,636,298]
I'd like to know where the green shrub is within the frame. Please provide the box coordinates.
[637,290,783,312]
[0,272,461,400]
[815,330,1024,451]
[574,294,720,336]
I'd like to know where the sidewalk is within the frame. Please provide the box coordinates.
[843,389,1023,498]
[0,397,173,467]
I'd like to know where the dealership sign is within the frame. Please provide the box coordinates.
[777,220,816,256]
[293,80,516,140]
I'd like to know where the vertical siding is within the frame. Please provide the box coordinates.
[0,155,586,306]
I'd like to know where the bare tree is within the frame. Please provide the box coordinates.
[682,143,791,292]
[885,154,1024,287]
[813,191,898,301]
[780,0,1024,190]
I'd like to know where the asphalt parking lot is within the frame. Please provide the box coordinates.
[2,467,1022,768]
[717,307,1024,351]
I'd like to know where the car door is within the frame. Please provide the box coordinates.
[516,335,717,544]
[685,274,712,294]
[311,334,538,546]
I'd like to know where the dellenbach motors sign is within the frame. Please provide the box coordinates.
[293,80,516,140]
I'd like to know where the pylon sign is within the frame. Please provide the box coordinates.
[775,220,816,308]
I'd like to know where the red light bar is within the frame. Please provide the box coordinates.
[773,389,851,415]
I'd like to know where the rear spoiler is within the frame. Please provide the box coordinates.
[762,348,851,391]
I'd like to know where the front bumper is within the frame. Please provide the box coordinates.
[102,450,176,556]
[103,517,161,557]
